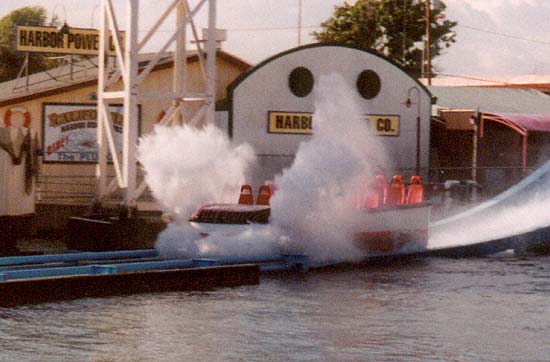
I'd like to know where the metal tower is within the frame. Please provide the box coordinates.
[95,0,217,213]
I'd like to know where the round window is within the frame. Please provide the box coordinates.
[288,66,314,97]
[356,70,381,99]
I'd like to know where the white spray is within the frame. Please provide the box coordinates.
[270,73,390,263]
[428,166,550,249]
[138,124,256,259]
[139,74,390,263]
[138,124,255,221]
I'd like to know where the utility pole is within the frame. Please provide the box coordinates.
[174,1,187,124]
[425,0,431,85]
[402,0,407,63]
[298,0,302,46]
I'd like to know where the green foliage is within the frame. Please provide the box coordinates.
[313,0,457,78]
[0,6,51,83]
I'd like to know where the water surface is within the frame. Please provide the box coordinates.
[1,255,549,362]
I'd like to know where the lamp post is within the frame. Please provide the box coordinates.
[52,4,70,35]
[52,4,72,78]
[406,86,421,176]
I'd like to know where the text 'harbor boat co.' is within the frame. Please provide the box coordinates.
[267,111,399,136]
[16,25,124,56]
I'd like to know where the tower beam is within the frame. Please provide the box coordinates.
[96,0,218,211]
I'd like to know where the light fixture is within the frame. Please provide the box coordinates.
[58,21,70,35]
[52,4,70,35]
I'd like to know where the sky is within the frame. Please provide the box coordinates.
[2,0,550,80]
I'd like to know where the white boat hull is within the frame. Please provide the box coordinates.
[189,220,256,237]
[188,202,430,256]
[353,204,430,255]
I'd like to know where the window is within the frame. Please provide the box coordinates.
[356,70,381,99]
[288,66,314,97]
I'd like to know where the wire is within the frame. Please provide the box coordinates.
[226,25,321,32]
[138,25,321,33]
[457,24,550,46]
[431,72,511,85]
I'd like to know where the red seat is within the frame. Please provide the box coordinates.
[238,184,254,205]
[256,184,272,205]
[363,174,387,208]
[406,175,424,204]
[265,182,277,196]
[386,175,406,205]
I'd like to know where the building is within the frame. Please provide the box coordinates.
[421,75,550,94]
[429,86,550,195]
[228,43,432,186]
[2,44,435,209]
[0,50,250,245]
[2,43,437,243]
[0,51,250,208]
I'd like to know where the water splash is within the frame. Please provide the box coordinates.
[270,73,390,263]
[138,124,255,222]
[428,161,550,249]
[141,73,390,263]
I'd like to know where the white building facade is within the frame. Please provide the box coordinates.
[228,44,432,185]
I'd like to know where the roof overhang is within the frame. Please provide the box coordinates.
[482,112,550,136]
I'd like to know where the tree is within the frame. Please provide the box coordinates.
[0,6,51,82]
[312,0,457,78]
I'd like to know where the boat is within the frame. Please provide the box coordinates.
[353,203,430,255]
[188,176,430,256]
[189,184,271,237]
[352,175,430,255]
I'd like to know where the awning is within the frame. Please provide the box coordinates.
[483,113,550,135]
[483,113,550,132]
[479,112,550,172]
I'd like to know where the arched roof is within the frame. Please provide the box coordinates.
[228,43,430,97]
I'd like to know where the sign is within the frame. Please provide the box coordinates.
[43,103,127,163]
[366,115,400,136]
[16,25,124,55]
[267,111,399,136]
[268,111,313,134]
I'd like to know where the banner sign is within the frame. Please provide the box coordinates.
[16,25,124,55]
[267,111,399,136]
[43,103,126,163]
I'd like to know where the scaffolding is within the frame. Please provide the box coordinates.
[96,0,217,213]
